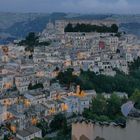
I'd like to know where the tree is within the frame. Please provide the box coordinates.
[28,83,44,90]
[95,137,105,140]
[130,89,140,109]
[64,23,73,32]
[83,93,124,122]
[111,24,118,33]
[50,113,67,131]
[116,49,120,53]
[130,89,140,102]
[28,83,32,90]
[18,32,50,52]
[91,95,107,116]
[106,94,122,117]
[57,63,140,96]
[36,119,48,137]
[4,135,9,140]
[64,23,118,33]
[25,32,39,47]
[129,57,140,74]
[57,68,77,89]
[54,67,59,71]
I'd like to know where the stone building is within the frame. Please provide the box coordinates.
[72,118,140,140]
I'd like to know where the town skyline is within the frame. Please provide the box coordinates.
[0,11,140,140]
[0,1,140,139]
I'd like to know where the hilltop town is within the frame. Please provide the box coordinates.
[0,19,140,140]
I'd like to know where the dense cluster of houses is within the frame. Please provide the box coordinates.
[0,19,139,139]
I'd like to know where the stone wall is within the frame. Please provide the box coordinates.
[72,118,140,140]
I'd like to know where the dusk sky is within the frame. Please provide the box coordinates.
[0,0,140,14]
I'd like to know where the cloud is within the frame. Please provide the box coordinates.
[0,0,139,13]
[60,0,131,13]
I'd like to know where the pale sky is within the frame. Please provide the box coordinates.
[0,0,140,14]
